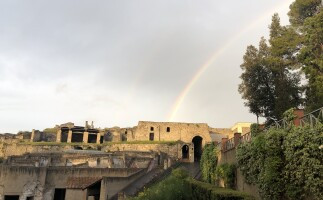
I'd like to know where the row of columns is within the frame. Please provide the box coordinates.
[56,129,104,144]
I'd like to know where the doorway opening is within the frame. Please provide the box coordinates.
[182,145,189,159]
[61,131,68,142]
[4,196,19,200]
[88,134,97,143]
[192,136,203,162]
[71,132,83,143]
[87,180,101,200]
[54,188,66,200]
[149,133,154,141]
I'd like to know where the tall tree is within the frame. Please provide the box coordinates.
[239,14,302,122]
[268,14,302,118]
[239,38,275,122]
[288,0,321,27]
[288,1,322,111]
[298,10,323,111]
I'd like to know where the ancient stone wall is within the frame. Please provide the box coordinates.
[103,143,181,160]
[0,166,44,200]
[133,121,212,145]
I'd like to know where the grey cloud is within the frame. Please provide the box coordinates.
[0,0,293,132]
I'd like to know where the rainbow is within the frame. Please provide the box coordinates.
[167,0,293,121]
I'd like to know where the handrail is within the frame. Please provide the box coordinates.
[220,107,323,152]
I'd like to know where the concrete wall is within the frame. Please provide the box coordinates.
[0,165,144,200]
[45,167,143,188]
[65,189,86,200]
[100,169,146,199]
[0,166,45,200]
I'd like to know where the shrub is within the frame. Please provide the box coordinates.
[236,122,323,200]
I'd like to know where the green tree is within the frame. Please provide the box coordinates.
[268,14,303,119]
[288,0,322,111]
[239,38,275,122]
[288,0,321,27]
[298,9,323,111]
[239,14,302,122]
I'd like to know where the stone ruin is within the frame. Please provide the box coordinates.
[0,120,251,200]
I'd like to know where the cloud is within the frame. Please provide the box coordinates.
[0,0,293,133]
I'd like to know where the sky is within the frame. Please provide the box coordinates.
[0,0,295,133]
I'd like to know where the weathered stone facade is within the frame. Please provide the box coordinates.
[131,121,212,144]
[0,120,252,200]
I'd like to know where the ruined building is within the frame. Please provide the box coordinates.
[0,121,251,200]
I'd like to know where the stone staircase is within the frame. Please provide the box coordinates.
[114,162,202,200]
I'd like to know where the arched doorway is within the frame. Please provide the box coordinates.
[182,145,189,159]
[192,136,203,162]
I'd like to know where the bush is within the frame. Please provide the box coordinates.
[236,122,323,200]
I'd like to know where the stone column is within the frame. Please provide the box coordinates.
[293,109,305,126]
[31,129,35,142]
[67,129,72,143]
[234,133,241,147]
[221,138,228,151]
[190,145,194,163]
[99,179,108,200]
[83,131,89,144]
[56,129,62,143]
[96,132,102,144]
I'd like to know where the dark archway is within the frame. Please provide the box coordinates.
[182,145,189,159]
[192,136,203,162]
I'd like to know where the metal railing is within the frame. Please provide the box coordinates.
[225,138,235,150]
[221,107,323,151]
[265,107,323,130]
[240,132,251,143]
[300,107,323,127]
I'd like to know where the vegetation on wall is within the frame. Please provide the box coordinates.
[236,117,323,200]
[215,163,236,189]
[200,143,218,184]
[200,144,236,189]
